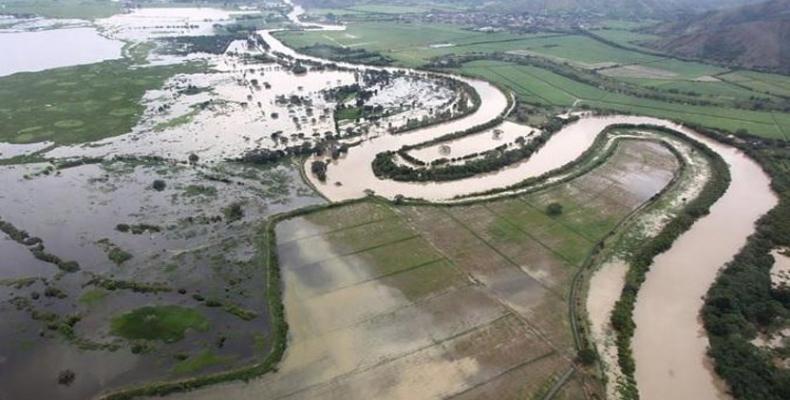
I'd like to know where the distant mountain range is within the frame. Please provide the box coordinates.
[647,0,790,73]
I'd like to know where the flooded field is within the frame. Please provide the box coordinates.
[166,136,679,400]
[0,160,322,400]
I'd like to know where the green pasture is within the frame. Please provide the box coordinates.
[0,60,203,145]
[461,60,788,139]
[0,0,121,19]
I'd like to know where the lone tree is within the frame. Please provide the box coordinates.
[223,202,244,223]
[546,202,563,216]
[311,160,328,182]
[577,348,597,366]
[188,153,199,164]
[58,369,76,386]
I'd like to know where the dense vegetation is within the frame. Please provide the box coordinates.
[300,43,393,65]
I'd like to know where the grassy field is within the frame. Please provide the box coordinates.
[0,60,203,145]
[718,70,790,98]
[586,28,661,51]
[276,23,555,67]
[506,34,663,67]
[110,305,209,343]
[461,60,789,139]
[0,0,121,19]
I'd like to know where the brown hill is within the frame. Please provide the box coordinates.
[648,0,790,73]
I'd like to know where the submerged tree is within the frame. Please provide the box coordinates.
[152,179,167,191]
[311,160,328,182]
[546,202,563,216]
[57,369,76,386]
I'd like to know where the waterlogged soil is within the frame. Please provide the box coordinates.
[0,160,322,400]
[166,138,679,400]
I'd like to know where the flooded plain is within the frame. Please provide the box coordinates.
[0,1,780,399]
[166,138,679,400]
[0,160,322,400]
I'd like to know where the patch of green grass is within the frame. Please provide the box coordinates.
[0,0,122,19]
[0,60,204,145]
[719,71,790,98]
[172,350,230,375]
[335,106,362,121]
[183,184,218,197]
[510,34,663,67]
[153,108,201,132]
[587,28,661,51]
[108,247,133,265]
[78,288,108,307]
[346,4,430,13]
[97,238,133,265]
[276,22,552,67]
[110,305,209,343]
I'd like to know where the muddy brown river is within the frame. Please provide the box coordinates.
[631,129,777,399]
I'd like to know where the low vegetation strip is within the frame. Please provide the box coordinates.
[608,125,732,399]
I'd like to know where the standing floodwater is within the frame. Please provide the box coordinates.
[0,27,123,76]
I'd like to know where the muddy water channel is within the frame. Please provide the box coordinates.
[631,133,777,399]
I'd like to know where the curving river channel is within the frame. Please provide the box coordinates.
[169,2,778,399]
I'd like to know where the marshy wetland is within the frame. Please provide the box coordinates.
[1,1,789,400]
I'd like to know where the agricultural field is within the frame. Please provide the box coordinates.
[276,23,556,67]
[460,60,790,139]
[0,0,122,19]
[166,136,682,399]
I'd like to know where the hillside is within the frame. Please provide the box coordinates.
[648,0,790,73]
